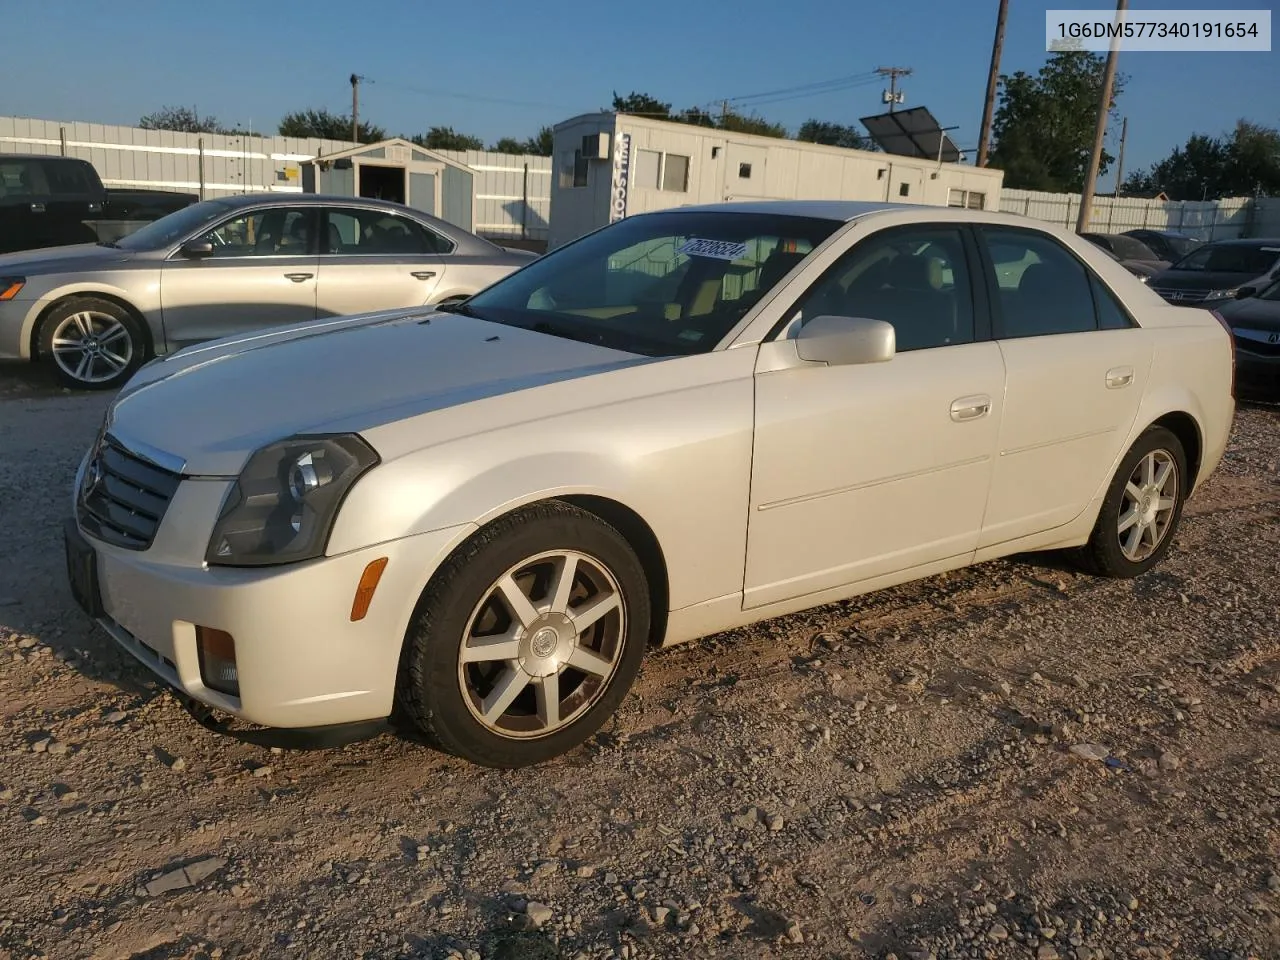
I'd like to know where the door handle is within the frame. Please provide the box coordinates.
[284,272,314,283]
[1106,366,1134,388]
[950,395,992,422]
[411,271,437,281]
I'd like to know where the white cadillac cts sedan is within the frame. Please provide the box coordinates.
[65,201,1235,767]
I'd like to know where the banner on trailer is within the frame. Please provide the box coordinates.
[610,133,631,223]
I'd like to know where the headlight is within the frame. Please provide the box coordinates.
[1138,275,1150,284]
[1203,287,1239,301]
[206,434,379,567]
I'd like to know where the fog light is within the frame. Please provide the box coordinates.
[196,627,239,697]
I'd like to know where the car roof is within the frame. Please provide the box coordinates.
[1198,237,1280,247]
[0,153,92,163]
[647,200,920,222]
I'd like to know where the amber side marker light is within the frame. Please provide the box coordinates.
[351,558,389,621]
[0,279,25,301]
[196,627,239,697]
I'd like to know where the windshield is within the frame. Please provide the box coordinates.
[115,199,236,250]
[1166,235,1203,257]
[1257,279,1280,302]
[462,211,841,356]
[1171,244,1280,274]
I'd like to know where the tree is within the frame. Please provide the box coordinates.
[797,119,870,150]
[611,91,672,119]
[278,109,384,143]
[523,126,554,156]
[988,51,1126,192]
[1126,120,1280,199]
[139,105,229,135]
[719,109,787,139]
[413,126,484,151]
[491,137,526,154]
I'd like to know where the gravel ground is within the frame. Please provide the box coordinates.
[1,365,1278,960]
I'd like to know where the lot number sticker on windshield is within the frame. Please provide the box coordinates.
[678,238,749,261]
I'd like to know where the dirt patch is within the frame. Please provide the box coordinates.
[0,395,1277,960]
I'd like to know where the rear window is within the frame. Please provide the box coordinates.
[0,158,99,199]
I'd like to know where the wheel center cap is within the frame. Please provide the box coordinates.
[518,613,575,678]
[530,627,558,659]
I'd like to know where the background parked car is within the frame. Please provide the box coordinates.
[1148,238,1280,307]
[0,154,195,254]
[1121,229,1204,263]
[1080,232,1171,280]
[1214,278,1280,397]
[0,193,536,389]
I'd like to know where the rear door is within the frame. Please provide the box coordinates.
[974,225,1154,549]
[159,205,320,348]
[315,206,449,316]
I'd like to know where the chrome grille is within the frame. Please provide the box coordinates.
[77,435,181,550]
[1151,287,1211,305]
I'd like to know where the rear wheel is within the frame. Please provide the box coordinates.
[396,501,650,768]
[1081,426,1188,578]
[38,296,147,391]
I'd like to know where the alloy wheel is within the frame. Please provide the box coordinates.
[1117,449,1179,562]
[50,311,134,385]
[458,550,626,739]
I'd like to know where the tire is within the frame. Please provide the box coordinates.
[396,501,651,768]
[1080,426,1188,578]
[38,296,147,391]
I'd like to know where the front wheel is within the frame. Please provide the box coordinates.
[1081,426,1188,578]
[396,501,650,768]
[38,297,147,390]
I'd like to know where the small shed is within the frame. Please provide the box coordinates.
[548,113,1006,249]
[301,138,476,232]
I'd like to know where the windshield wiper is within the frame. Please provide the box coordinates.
[436,300,481,317]
[96,240,121,249]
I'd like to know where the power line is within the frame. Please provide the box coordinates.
[720,71,881,106]
[726,76,884,110]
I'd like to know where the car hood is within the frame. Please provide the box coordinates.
[1216,296,1280,331]
[106,310,648,476]
[1149,268,1267,290]
[0,242,136,274]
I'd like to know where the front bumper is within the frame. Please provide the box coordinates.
[69,472,472,729]
[1235,348,1280,398]
[0,298,42,361]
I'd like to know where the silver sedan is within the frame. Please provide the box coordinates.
[0,194,536,389]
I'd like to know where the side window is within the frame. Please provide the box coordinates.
[323,210,451,255]
[981,228,1097,338]
[199,208,314,258]
[1091,275,1135,330]
[790,227,975,352]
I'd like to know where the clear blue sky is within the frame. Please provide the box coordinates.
[3,0,1276,187]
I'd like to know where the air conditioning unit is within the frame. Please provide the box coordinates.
[581,133,611,160]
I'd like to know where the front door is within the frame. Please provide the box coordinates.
[975,225,1154,548]
[316,206,448,316]
[159,205,319,349]
[745,224,1004,608]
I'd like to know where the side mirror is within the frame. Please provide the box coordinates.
[1235,286,1257,300]
[180,239,214,258]
[794,315,895,366]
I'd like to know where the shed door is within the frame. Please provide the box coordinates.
[724,143,769,200]
[409,173,437,216]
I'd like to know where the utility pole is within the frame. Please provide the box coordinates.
[350,73,363,143]
[1076,0,1126,233]
[1113,116,1128,197]
[877,66,912,112]
[976,0,1009,167]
